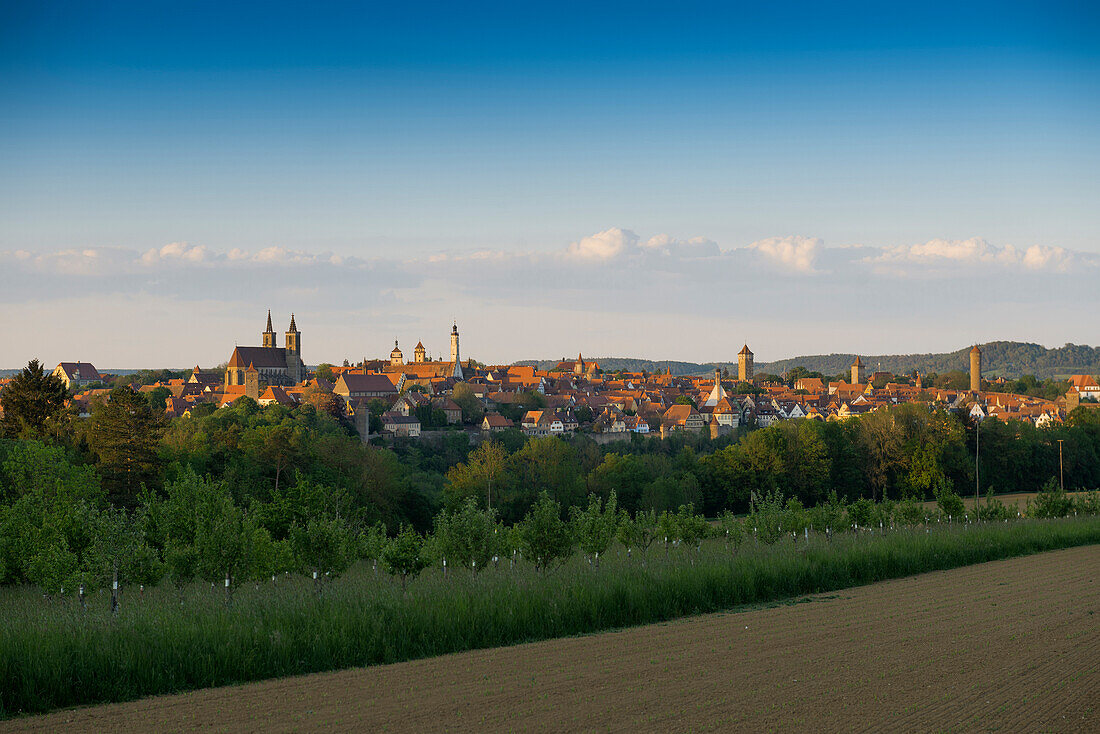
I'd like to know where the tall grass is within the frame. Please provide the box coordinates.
[2,516,1099,718]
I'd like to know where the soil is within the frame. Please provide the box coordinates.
[4,545,1098,733]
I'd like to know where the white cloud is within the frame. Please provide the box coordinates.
[641,234,721,257]
[867,238,1088,272]
[743,236,822,273]
[565,227,639,260]
[141,241,210,265]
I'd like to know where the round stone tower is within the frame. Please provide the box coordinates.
[970,345,982,393]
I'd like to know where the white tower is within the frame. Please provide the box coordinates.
[450,322,463,380]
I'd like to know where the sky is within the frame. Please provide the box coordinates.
[1,1,1098,367]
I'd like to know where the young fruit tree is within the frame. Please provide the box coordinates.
[434,496,498,573]
[616,508,658,564]
[382,524,430,589]
[290,514,356,595]
[518,491,575,572]
[570,490,619,568]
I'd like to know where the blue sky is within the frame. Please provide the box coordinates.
[1,2,1098,366]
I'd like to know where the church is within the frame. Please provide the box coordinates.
[383,322,465,380]
[224,311,305,388]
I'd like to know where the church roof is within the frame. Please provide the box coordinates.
[265,310,273,332]
[739,344,752,355]
[288,313,298,332]
[228,346,288,370]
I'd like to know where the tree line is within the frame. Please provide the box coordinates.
[2,358,1099,594]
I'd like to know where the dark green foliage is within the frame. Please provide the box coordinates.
[87,387,163,509]
[0,360,68,439]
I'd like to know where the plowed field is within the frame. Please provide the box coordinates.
[5,545,1098,733]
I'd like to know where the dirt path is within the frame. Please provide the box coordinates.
[5,546,1099,733]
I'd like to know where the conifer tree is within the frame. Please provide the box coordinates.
[87,387,163,508]
[0,359,68,439]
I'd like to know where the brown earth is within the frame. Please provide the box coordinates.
[5,546,1099,733]
[921,490,1089,514]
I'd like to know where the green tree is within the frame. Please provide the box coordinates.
[381,524,430,589]
[517,492,575,571]
[434,496,498,572]
[616,508,658,561]
[290,515,356,592]
[87,387,163,508]
[570,491,619,567]
[314,363,336,382]
[451,383,485,424]
[1,359,68,439]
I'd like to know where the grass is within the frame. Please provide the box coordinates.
[2,516,1099,718]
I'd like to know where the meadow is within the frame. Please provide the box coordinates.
[3,514,1099,719]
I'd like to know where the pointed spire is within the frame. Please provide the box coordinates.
[266,310,273,332]
[288,313,297,332]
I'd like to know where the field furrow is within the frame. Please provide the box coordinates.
[4,544,1097,733]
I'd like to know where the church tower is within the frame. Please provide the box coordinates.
[738,345,754,384]
[262,310,276,348]
[450,323,463,380]
[284,314,302,383]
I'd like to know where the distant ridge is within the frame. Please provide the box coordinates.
[517,342,1100,379]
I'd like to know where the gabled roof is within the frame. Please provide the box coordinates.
[55,362,101,380]
[228,346,287,370]
[335,373,399,394]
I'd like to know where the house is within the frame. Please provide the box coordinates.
[481,413,514,432]
[391,391,431,416]
[432,397,463,424]
[625,415,650,433]
[521,410,562,436]
[1069,375,1100,400]
[333,373,400,403]
[53,362,101,391]
[661,404,705,432]
[381,412,421,438]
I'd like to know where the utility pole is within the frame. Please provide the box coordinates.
[1057,439,1064,492]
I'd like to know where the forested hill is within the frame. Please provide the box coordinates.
[519,342,1100,379]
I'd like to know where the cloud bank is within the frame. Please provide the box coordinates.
[2,232,1097,366]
